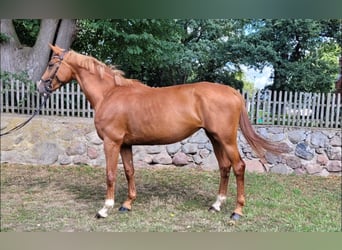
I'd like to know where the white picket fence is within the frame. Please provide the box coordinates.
[1,80,341,128]
[242,90,341,128]
[1,80,94,118]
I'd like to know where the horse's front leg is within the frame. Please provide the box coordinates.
[118,145,136,212]
[96,139,121,218]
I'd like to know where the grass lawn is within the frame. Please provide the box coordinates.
[1,163,341,232]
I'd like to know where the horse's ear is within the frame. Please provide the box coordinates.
[49,43,65,55]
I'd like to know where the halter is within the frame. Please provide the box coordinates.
[40,51,67,94]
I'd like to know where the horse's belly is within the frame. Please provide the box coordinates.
[123,118,201,145]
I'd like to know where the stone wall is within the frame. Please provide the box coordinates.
[1,114,341,176]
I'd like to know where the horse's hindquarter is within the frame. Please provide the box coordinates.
[96,82,242,145]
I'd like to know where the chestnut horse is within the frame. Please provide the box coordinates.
[38,44,283,223]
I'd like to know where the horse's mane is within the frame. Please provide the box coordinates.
[71,51,130,86]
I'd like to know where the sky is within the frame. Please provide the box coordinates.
[241,65,273,90]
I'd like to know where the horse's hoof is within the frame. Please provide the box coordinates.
[230,212,242,220]
[118,206,131,212]
[228,212,242,226]
[208,206,219,213]
[95,213,105,219]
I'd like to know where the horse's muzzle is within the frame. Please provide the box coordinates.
[37,80,52,96]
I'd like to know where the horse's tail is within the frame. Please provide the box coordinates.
[239,101,285,158]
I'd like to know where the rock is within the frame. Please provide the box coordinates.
[166,142,182,155]
[319,169,330,177]
[278,142,294,153]
[132,146,142,154]
[267,127,285,134]
[326,146,341,160]
[295,143,314,160]
[36,142,60,165]
[188,130,208,144]
[205,142,213,151]
[92,155,106,167]
[330,135,341,147]
[182,143,198,154]
[183,163,197,169]
[152,152,172,165]
[199,149,210,158]
[285,155,302,169]
[85,131,103,145]
[58,154,72,165]
[327,161,342,172]
[269,133,286,142]
[172,151,190,166]
[322,130,336,139]
[1,150,20,163]
[315,148,325,154]
[202,153,218,170]
[287,130,306,144]
[316,154,329,165]
[66,142,87,156]
[242,144,252,154]
[304,164,323,174]
[245,159,265,173]
[73,155,89,165]
[134,151,153,164]
[192,154,203,164]
[87,147,98,159]
[146,146,162,154]
[265,152,281,164]
[311,131,328,148]
[270,164,294,175]
[294,167,306,175]
[257,127,268,137]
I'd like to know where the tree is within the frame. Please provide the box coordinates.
[72,19,244,89]
[235,19,341,93]
[0,19,76,82]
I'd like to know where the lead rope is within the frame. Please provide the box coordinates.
[0,94,50,137]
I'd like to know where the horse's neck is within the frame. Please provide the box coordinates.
[74,68,114,111]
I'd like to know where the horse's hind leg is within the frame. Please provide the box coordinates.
[225,144,246,222]
[119,145,136,212]
[207,136,232,213]
[207,133,246,222]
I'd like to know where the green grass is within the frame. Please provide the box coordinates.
[1,163,341,232]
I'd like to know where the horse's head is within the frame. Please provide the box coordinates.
[37,44,73,96]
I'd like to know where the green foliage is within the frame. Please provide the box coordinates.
[72,19,243,88]
[12,19,40,47]
[9,19,340,92]
[1,71,36,94]
[238,19,341,93]
[0,32,10,44]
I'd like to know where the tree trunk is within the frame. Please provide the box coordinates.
[1,19,76,82]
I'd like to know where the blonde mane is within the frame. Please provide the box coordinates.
[70,51,129,86]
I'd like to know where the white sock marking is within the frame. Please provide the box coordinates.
[211,195,227,211]
[97,199,114,218]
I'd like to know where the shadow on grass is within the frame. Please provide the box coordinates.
[62,177,217,212]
